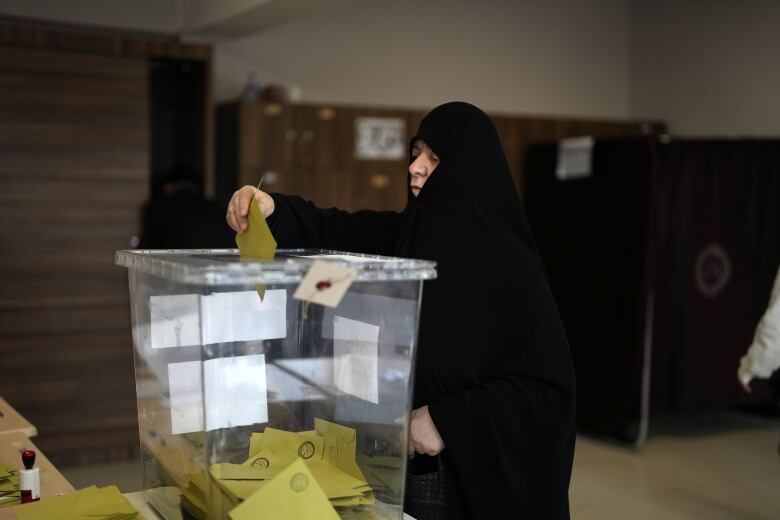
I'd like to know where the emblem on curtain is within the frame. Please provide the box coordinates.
[694,243,731,298]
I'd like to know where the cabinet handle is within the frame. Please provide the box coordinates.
[369,174,390,189]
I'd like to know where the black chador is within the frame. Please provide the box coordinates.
[267,102,576,519]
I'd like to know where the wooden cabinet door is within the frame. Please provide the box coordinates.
[290,104,351,210]
[238,100,295,195]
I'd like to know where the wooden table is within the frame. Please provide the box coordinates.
[0,397,36,438]
[0,431,75,519]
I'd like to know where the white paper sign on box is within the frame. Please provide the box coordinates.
[334,316,379,404]
[203,354,269,431]
[150,294,201,349]
[168,355,269,434]
[151,290,287,349]
[168,360,204,435]
[201,290,286,344]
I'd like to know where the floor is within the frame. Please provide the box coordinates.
[59,412,780,519]
[571,412,780,519]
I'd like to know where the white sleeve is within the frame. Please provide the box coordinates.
[738,266,780,385]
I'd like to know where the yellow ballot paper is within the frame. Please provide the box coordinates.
[180,472,208,518]
[229,459,340,520]
[243,449,281,470]
[0,462,20,507]
[235,195,276,300]
[224,420,374,513]
[261,427,325,463]
[248,432,264,458]
[315,418,368,483]
[235,196,276,260]
[13,485,140,520]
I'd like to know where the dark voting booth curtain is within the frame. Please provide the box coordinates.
[524,138,780,444]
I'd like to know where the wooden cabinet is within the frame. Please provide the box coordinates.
[218,100,664,210]
[220,101,422,212]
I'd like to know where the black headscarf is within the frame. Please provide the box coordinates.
[398,102,576,519]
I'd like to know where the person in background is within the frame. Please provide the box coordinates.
[140,164,233,249]
[227,102,576,519]
[738,266,780,391]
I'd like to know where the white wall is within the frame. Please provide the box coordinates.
[214,0,633,119]
[6,0,776,135]
[630,0,780,136]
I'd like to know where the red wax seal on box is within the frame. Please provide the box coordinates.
[315,279,332,291]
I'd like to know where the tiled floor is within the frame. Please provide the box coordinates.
[59,412,780,519]
[571,412,780,519]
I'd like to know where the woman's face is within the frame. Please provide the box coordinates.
[409,139,440,197]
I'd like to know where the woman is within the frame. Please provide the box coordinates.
[227,102,576,519]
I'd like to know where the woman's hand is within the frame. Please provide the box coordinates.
[408,405,445,459]
[226,185,275,233]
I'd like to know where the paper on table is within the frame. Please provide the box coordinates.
[293,260,357,308]
[203,354,268,431]
[228,459,339,520]
[334,316,379,404]
[168,360,204,435]
[0,462,20,507]
[13,485,140,520]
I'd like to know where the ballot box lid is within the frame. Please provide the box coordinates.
[115,248,436,285]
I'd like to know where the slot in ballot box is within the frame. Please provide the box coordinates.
[116,249,436,520]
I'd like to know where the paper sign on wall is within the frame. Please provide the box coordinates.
[354,117,405,160]
[333,316,379,404]
[556,136,594,181]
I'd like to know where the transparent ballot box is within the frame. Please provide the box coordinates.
[115,249,436,520]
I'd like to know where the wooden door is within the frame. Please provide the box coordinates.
[0,46,148,465]
[238,101,295,195]
[291,104,350,210]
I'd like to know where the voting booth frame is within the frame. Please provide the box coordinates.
[116,249,436,519]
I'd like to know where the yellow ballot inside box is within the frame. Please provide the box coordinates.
[181,419,377,519]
